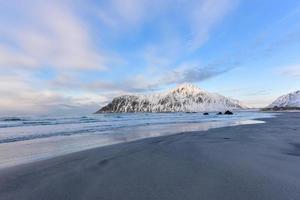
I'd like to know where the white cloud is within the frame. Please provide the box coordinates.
[0,75,107,115]
[0,45,37,68]
[0,1,106,70]
[73,60,236,94]
[95,0,237,52]
[95,0,166,28]
[188,0,238,49]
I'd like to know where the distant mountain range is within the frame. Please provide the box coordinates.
[265,90,300,111]
[95,84,248,113]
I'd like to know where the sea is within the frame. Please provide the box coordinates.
[0,111,275,168]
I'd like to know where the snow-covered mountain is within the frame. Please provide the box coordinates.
[96,84,248,113]
[267,90,300,109]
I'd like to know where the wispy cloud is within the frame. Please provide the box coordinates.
[0,74,107,115]
[161,62,236,85]
[51,74,159,94]
[278,65,300,77]
[96,0,149,28]
[94,0,238,50]
[49,59,237,95]
[188,0,238,49]
[0,45,37,68]
[0,1,106,70]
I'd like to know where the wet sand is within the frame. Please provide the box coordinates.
[0,112,300,200]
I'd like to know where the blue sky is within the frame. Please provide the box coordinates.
[0,0,300,115]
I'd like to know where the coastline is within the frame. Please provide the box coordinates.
[1,112,300,200]
[0,111,272,169]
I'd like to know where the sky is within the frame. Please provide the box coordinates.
[0,0,300,115]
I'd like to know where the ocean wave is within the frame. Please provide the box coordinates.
[0,112,275,144]
[1,117,26,122]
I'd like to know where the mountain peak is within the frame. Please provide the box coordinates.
[96,83,247,113]
[268,90,300,108]
[170,83,204,95]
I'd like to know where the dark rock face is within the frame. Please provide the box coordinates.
[224,110,233,115]
[217,112,222,115]
[96,95,150,113]
[203,112,209,115]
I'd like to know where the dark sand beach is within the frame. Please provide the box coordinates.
[0,112,300,200]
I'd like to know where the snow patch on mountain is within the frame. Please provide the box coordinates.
[267,90,300,108]
[96,84,248,113]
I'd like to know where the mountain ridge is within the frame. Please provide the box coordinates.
[266,90,300,110]
[96,84,248,113]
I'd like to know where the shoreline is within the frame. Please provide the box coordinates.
[1,112,300,200]
[0,118,266,170]
[0,112,273,169]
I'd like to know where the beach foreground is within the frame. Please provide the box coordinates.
[0,112,300,200]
